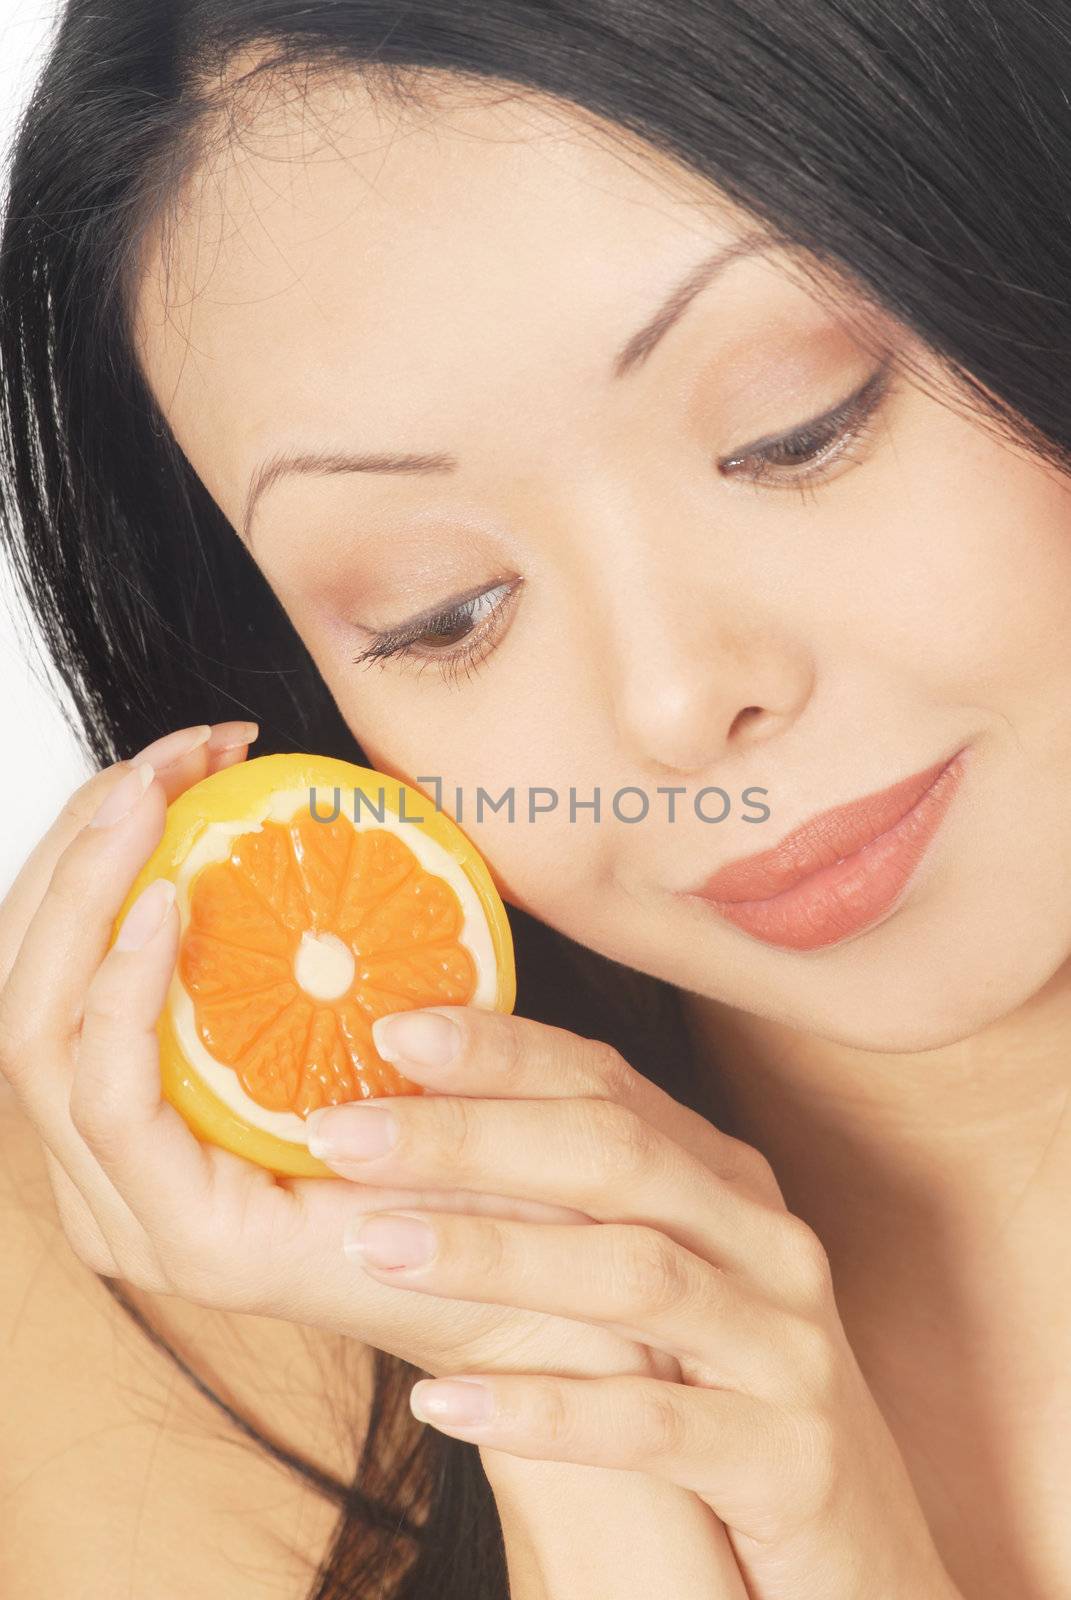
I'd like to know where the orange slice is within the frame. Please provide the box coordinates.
[108,753,516,1177]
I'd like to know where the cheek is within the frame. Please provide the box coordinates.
[310,648,617,922]
[817,394,1071,735]
[883,443,1071,728]
[955,463,1071,719]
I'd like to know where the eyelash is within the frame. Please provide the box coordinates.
[715,354,894,494]
[351,357,895,687]
[351,578,523,688]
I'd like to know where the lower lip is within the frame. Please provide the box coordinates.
[693,749,968,952]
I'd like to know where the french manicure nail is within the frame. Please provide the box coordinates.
[130,725,212,770]
[89,762,155,828]
[305,1104,398,1160]
[344,1213,437,1267]
[372,1010,461,1068]
[410,1379,495,1426]
[207,721,260,754]
[115,878,176,950]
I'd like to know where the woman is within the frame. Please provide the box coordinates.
[0,1,1066,1596]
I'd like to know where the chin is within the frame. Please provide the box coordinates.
[670,856,1071,1056]
[736,929,1071,1056]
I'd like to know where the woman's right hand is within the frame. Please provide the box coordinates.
[0,725,672,1387]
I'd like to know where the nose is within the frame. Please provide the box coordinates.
[608,592,814,777]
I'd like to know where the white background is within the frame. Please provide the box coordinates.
[1,0,97,900]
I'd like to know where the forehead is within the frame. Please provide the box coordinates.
[130,69,770,518]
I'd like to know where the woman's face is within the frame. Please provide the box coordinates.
[133,70,1071,1055]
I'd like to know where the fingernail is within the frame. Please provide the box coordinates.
[344,1213,437,1267]
[90,762,155,828]
[206,720,260,754]
[130,725,211,770]
[372,1010,461,1069]
[305,1104,398,1161]
[410,1379,495,1426]
[115,878,176,950]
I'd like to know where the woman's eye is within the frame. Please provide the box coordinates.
[716,355,894,492]
[351,578,521,688]
[347,360,893,689]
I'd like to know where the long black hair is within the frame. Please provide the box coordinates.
[2,1,1070,1594]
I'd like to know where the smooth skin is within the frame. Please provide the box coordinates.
[4,52,1071,1600]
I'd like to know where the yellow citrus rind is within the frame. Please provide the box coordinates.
[108,752,516,1178]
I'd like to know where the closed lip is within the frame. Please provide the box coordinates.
[685,745,969,906]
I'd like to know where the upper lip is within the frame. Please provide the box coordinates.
[685,746,967,905]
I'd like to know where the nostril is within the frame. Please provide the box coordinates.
[729,705,766,739]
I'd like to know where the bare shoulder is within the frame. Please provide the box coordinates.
[0,1085,366,1599]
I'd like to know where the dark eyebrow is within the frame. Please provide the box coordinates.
[240,236,769,545]
[610,236,768,378]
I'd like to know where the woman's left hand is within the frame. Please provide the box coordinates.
[306,1004,963,1600]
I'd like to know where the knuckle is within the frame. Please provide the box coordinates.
[56,773,114,833]
[450,1006,523,1080]
[636,1384,685,1462]
[424,1093,478,1172]
[726,1137,779,1194]
[62,1223,118,1278]
[779,1215,834,1305]
[614,1225,694,1319]
[585,1037,634,1101]
[468,1216,509,1283]
[81,977,130,1034]
[484,1010,524,1077]
[68,1065,131,1159]
[532,1381,576,1450]
[100,1234,172,1292]
[114,1260,169,1294]
[75,1229,166,1294]
[67,1085,118,1156]
[784,1314,840,1402]
[46,839,102,920]
[577,1098,656,1188]
[0,990,40,1080]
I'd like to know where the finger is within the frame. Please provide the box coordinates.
[132,720,260,797]
[406,1370,804,1528]
[70,876,222,1239]
[306,1183,592,1226]
[344,1208,786,1393]
[0,720,258,993]
[302,1091,816,1302]
[1,717,260,1100]
[42,1145,122,1277]
[0,869,156,1283]
[365,1004,782,1206]
[0,761,165,1107]
[0,724,259,1287]
[0,763,117,991]
[27,874,199,1288]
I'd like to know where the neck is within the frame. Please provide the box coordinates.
[681,960,1071,1292]
[682,967,1071,1600]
